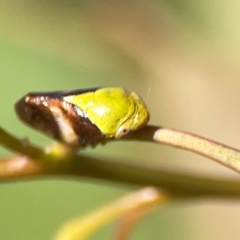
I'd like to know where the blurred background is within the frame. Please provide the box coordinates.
[1,0,240,239]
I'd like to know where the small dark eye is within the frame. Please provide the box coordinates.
[115,126,130,138]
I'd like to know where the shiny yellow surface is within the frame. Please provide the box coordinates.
[64,88,149,138]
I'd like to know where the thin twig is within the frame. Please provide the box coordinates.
[0,127,43,158]
[125,125,240,174]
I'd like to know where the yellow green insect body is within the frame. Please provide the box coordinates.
[15,87,149,146]
[64,88,149,138]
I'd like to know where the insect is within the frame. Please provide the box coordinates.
[15,87,149,146]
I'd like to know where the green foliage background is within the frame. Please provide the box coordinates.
[1,1,240,239]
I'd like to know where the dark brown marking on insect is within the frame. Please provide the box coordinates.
[59,101,105,146]
[15,95,62,141]
[25,87,101,100]
[15,93,105,147]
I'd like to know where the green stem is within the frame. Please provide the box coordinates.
[66,153,240,199]
[0,126,43,158]
[2,151,240,199]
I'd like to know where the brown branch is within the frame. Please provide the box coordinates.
[0,156,47,179]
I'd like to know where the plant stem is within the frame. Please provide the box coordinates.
[2,152,240,199]
[67,153,240,199]
[125,125,240,174]
[2,125,240,199]
[0,127,43,158]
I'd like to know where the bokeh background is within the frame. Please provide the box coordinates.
[1,1,240,239]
